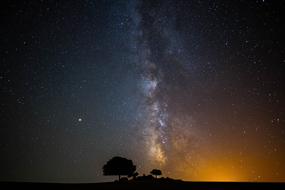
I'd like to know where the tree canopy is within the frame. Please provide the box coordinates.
[103,156,136,180]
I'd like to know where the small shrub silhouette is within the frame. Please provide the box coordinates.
[150,169,162,178]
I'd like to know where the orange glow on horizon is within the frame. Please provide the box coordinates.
[180,156,247,182]
[197,165,243,182]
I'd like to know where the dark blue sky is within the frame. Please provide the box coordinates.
[1,0,285,182]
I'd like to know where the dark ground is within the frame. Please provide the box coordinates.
[1,181,285,190]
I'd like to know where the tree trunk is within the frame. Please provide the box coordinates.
[119,174,121,181]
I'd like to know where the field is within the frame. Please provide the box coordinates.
[1,181,284,190]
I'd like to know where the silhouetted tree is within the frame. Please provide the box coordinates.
[150,169,162,178]
[103,156,136,180]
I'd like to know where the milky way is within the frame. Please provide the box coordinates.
[135,0,201,177]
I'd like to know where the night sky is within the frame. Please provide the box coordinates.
[1,0,285,183]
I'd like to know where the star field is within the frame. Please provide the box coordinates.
[0,0,285,182]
